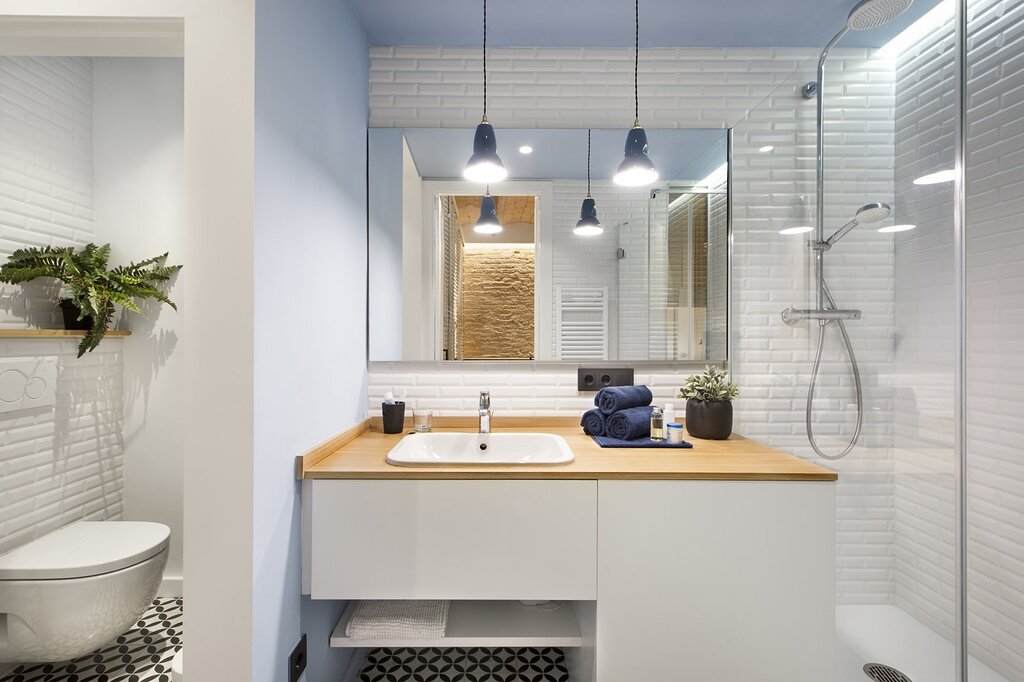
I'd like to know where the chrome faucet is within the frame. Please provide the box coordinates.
[478,391,492,433]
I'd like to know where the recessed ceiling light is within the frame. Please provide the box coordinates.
[759,145,775,153]
[878,224,916,233]
[779,226,814,235]
[913,169,956,185]
[519,145,533,154]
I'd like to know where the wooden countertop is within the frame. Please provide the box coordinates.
[300,418,837,482]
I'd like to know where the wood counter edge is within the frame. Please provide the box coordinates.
[295,418,371,480]
[298,416,838,482]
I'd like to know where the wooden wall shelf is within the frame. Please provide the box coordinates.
[0,329,131,338]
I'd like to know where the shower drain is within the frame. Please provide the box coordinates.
[863,663,913,682]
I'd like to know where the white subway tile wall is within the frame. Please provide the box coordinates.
[892,2,958,648]
[368,362,697,417]
[964,0,1024,677]
[0,58,126,552]
[0,339,125,556]
[370,47,830,130]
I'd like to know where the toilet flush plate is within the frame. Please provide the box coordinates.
[0,357,57,414]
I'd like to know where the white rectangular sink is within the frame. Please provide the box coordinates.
[386,432,575,466]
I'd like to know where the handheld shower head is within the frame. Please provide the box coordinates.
[846,0,914,30]
[853,202,892,223]
[825,202,893,245]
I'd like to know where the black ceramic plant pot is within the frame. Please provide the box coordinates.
[59,299,92,331]
[685,399,733,440]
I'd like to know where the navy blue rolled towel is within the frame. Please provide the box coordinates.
[581,409,607,436]
[606,405,654,440]
[596,385,653,415]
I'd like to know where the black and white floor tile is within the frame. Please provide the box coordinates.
[1,598,183,682]
[358,647,570,682]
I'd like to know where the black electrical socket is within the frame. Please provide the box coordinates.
[289,634,307,682]
[577,367,635,392]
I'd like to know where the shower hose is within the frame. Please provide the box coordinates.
[806,280,864,460]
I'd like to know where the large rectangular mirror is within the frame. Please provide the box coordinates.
[368,128,728,363]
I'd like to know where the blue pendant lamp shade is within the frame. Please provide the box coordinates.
[614,0,659,187]
[575,130,603,236]
[474,189,503,234]
[464,0,507,184]
[614,126,658,187]
[465,121,507,183]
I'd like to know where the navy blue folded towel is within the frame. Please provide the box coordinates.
[591,435,693,448]
[596,385,653,415]
[606,405,654,440]
[580,409,607,436]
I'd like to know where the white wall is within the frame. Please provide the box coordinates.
[93,56,184,593]
[0,55,130,563]
[181,0,256,678]
[253,0,368,680]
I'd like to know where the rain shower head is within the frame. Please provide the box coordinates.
[846,0,914,30]
[826,202,892,245]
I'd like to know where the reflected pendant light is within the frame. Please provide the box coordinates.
[613,0,659,187]
[474,187,503,234]
[575,130,603,236]
[464,0,508,184]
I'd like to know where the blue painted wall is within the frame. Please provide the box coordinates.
[253,0,369,679]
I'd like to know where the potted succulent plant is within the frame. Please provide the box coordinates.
[678,365,739,440]
[0,243,182,357]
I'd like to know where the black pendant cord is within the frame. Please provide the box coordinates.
[633,0,639,126]
[586,129,592,197]
[482,0,488,121]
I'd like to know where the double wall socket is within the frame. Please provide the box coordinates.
[577,367,635,392]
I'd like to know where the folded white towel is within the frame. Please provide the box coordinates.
[346,600,450,641]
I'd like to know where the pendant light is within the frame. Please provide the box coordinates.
[474,187,503,234]
[464,0,507,184]
[575,130,603,237]
[613,0,659,187]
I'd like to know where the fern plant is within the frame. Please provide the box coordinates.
[678,365,739,403]
[0,243,182,357]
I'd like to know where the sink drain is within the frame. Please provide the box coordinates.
[863,663,912,682]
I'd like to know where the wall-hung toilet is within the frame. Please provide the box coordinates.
[0,521,169,663]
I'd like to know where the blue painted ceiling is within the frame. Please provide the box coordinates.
[347,0,941,49]
[400,128,728,184]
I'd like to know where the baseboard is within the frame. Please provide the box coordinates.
[158,574,183,598]
[341,648,368,682]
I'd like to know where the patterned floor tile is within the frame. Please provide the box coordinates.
[358,647,570,682]
[1,598,183,682]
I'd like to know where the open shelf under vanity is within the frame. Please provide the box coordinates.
[329,600,585,649]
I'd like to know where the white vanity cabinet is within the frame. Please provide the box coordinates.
[595,480,836,682]
[304,479,597,600]
[303,476,835,682]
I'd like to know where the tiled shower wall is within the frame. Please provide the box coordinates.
[890,1,1024,679]
[892,3,958,647]
[0,57,125,553]
[730,54,897,604]
[964,0,1024,674]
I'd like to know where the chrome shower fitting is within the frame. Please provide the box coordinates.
[785,0,911,461]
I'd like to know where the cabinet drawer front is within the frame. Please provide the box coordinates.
[310,480,597,600]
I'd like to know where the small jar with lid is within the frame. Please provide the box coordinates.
[666,422,685,444]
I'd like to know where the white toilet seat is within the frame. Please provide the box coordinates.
[0,521,170,580]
